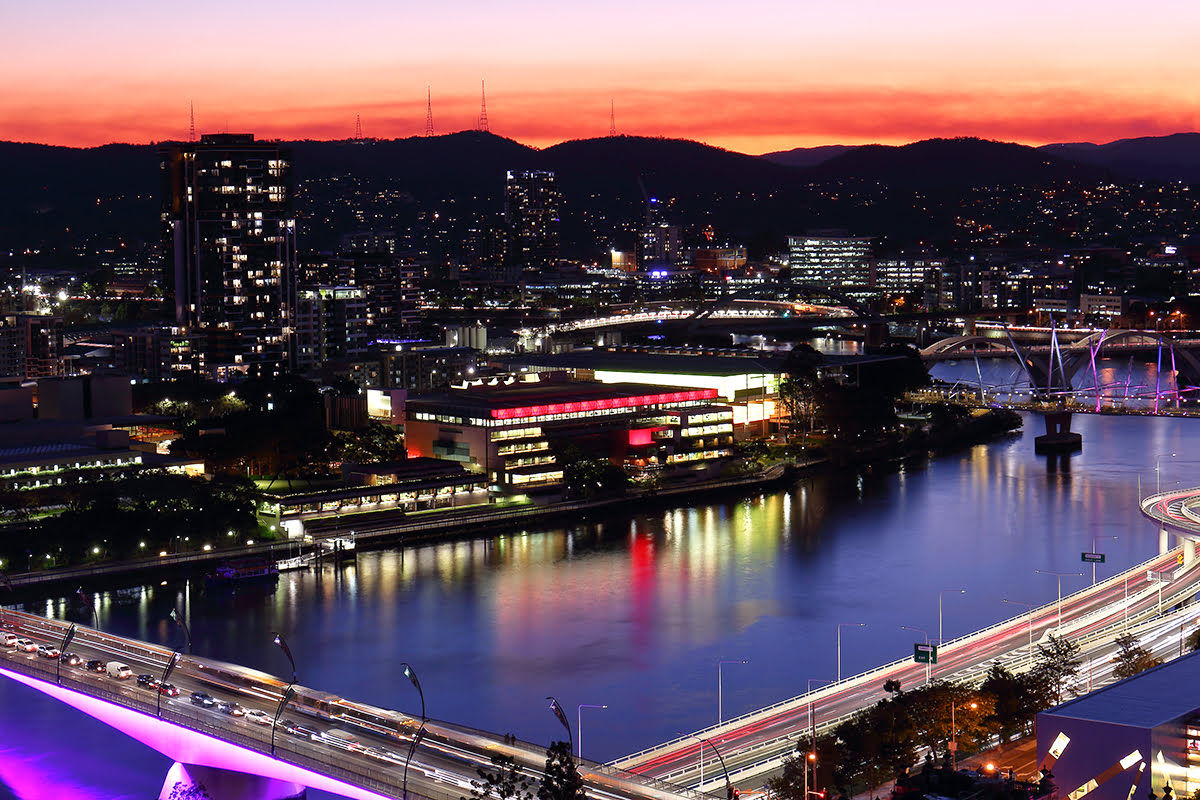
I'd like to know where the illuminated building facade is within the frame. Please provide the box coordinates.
[161,133,297,378]
[504,170,560,271]
[787,234,874,296]
[1036,652,1200,800]
[293,286,370,373]
[404,376,732,490]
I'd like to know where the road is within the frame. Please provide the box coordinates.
[0,608,698,800]
[615,547,1200,792]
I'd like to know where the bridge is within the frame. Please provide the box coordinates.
[0,609,700,800]
[613,539,1200,792]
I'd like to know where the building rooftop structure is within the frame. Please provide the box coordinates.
[1043,650,1200,729]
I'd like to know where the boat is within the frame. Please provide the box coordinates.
[204,558,280,586]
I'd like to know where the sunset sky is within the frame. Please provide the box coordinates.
[5,0,1199,154]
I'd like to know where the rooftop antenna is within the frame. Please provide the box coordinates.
[425,87,434,137]
[609,99,615,137]
[189,101,196,142]
[354,113,362,140]
[478,80,489,133]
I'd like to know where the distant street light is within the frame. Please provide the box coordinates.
[170,608,192,654]
[1035,570,1083,631]
[401,662,426,721]
[950,700,977,771]
[836,623,865,683]
[399,662,428,800]
[1088,536,1118,586]
[1156,452,1177,496]
[938,589,965,645]
[693,735,733,798]
[56,623,77,685]
[272,632,297,684]
[718,659,748,725]
[577,703,607,760]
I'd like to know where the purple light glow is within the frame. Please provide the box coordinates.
[0,667,394,800]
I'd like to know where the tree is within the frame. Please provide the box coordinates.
[538,741,586,800]
[979,664,1037,742]
[1187,627,1200,653]
[465,753,534,800]
[1032,633,1082,705]
[766,751,811,800]
[1111,633,1163,680]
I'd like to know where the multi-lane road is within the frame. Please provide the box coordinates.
[616,547,1200,792]
[0,608,700,800]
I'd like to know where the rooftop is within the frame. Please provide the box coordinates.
[1041,650,1200,729]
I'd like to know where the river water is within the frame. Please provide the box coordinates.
[0,376,1193,798]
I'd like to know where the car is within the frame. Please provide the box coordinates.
[60,652,82,666]
[320,728,364,751]
[217,701,245,717]
[243,708,272,725]
[280,719,318,738]
[190,691,217,708]
[13,638,36,653]
[0,633,16,647]
[136,673,159,689]
[157,682,180,697]
[84,659,106,673]
[36,645,60,659]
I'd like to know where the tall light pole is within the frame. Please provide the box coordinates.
[806,678,833,799]
[938,589,965,645]
[546,696,573,757]
[900,625,931,685]
[950,700,977,772]
[1156,452,1177,496]
[836,623,865,683]
[1088,535,1118,586]
[270,632,298,757]
[169,608,192,654]
[1002,599,1035,663]
[718,659,747,725]
[694,736,732,799]
[56,623,76,685]
[1035,570,1083,631]
[401,663,428,800]
[577,703,607,760]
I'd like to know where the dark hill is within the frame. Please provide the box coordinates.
[1040,132,1200,183]
[759,144,855,169]
[803,137,1112,188]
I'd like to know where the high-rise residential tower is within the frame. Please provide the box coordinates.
[504,170,560,272]
[160,133,297,379]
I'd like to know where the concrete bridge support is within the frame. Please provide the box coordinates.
[160,762,305,800]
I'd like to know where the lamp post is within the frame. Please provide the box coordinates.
[805,679,833,800]
[577,703,607,760]
[1088,536,1118,586]
[402,722,428,800]
[1002,599,1035,663]
[1034,570,1083,631]
[269,633,298,757]
[950,700,977,772]
[401,662,426,722]
[938,589,965,646]
[56,623,76,685]
[718,659,747,725]
[694,736,732,798]
[900,625,931,685]
[157,651,180,718]
[169,608,192,654]
[77,587,97,629]
[546,696,573,756]
[836,623,865,683]
[1156,452,1177,496]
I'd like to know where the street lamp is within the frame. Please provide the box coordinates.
[900,625,931,685]
[169,608,192,654]
[56,623,77,685]
[694,736,733,798]
[546,696,573,756]
[1156,452,1177,496]
[401,662,426,721]
[402,722,428,800]
[577,703,607,760]
[805,679,833,800]
[950,700,977,772]
[272,632,297,684]
[1002,599,1035,662]
[1035,570,1083,631]
[718,659,748,725]
[836,623,865,683]
[938,589,965,645]
[399,662,428,800]
[1088,536,1118,586]
[157,651,181,718]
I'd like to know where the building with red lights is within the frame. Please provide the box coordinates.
[403,375,734,491]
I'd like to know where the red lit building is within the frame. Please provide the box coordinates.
[404,375,734,491]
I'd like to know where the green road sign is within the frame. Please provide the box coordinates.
[913,643,938,664]
[1081,552,1106,564]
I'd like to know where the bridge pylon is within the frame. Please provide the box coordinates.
[1033,411,1082,454]
[161,762,304,800]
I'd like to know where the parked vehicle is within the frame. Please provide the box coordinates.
[190,691,217,708]
[1,633,17,647]
[106,662,133,679]
[36,645,60,659]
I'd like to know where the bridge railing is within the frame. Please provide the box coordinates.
[615,546,1183,769]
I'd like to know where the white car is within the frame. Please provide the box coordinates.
[0,633,16,647]
[36,645,60,659]
[14,638,36,653]
[244,709,272,726]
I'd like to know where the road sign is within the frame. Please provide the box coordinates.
[913,643,938,664]
[1081,552,1106,564]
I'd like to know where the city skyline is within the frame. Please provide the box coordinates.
[6,0,1200,154]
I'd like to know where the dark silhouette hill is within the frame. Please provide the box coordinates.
[1040,132,1200,183]
[759,144,855,169]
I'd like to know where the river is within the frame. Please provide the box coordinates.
[0,400,1191,799]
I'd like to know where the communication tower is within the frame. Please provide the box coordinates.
[479,80,489,132]
[425,87,434,137]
